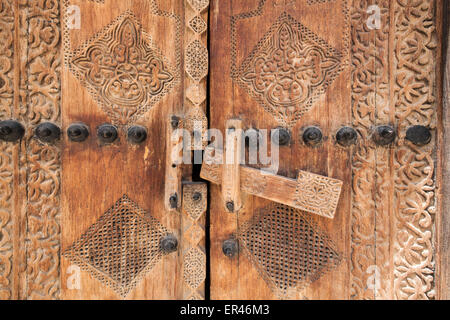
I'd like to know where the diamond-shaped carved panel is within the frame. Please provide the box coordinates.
[234,12,342,128]
[189,15,207,34]
[187,0,209,12]
[238,204,341,298]
[69,11,176,125]
[186,40,208,82]
[63,195,169,298]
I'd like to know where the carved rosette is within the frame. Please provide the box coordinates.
[184,0,209,150]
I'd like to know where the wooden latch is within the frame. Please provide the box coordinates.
[200,119,343,219]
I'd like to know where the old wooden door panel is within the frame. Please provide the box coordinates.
[61,0,184,300]
[0,0,209,300]
[209,0,444,300]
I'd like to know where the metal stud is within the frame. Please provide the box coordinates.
[272,127,291,146]
[226,201,235,213]
[336,127,357,147]
[406,125,432,146]
[373,125,396,146]
[302,126,323,147]
[192,192,202,202]
[169,194,178,209]
[35,122,61,143]
[0,120,25,142]
[160,235,178,254]
[127,125,147,144]
[97,124,118,144]
[171,115,180,129]
[67,123,89,142]
[222,239,238,258]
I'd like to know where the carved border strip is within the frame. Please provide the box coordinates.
[181,183,207,300]
[392,0,438,300]
[21,0,62,300]
[0,0,15,300]
[184,0,209,150]
[350,0,392,300]
[350,0,439,300]
[0,0,62,300]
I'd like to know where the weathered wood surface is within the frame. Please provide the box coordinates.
[209,0,444,300]
[0,0,209,300]
[200,147,343,218]
[441,0,449,300]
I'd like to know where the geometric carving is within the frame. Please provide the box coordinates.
[186,0,210,12]
[185,224,204,246]
[63,195,169,298]
[185,40,208,82]
[235,12,342,128]
[238,204,341,298]
[183,247,206,290]
[294,171,343,219]
[182,183,207,221]
[181,183,207,300]
[189,15,207,34]
[69,11,176,125]
[186,84,206,105]
[184,106,208,150]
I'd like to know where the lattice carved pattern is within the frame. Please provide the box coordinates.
[63,195,170,298]
[238,204,342,299]
[181,183,207,300]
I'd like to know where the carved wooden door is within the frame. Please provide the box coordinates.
[206,0,446,300]
[0,0,209,300]
[0,0,446,301]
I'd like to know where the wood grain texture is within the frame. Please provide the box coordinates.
[441,0,449,300]
[59,0,188,300]
[209,0,444,300]
[201,150,343,218]
[210,0,351,300]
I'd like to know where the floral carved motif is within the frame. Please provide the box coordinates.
[69,12,176,125]
[235,12,342,128]
[294,171,343,219]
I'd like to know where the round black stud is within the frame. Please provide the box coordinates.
[226,201,235,213]
[0,120,25,142]
[302,126,323,147]
[373,125,396,146]
[171,115,180,129]
[272,127,291,146]
[160,235,178,254]
[67,123,89,142]
[406,125,432,146]
[222,239,238,258]
[127,125,147,144]
[169,194,178,209]
[336,127,357,147]
[97,124,118,144]
[192,192,202,202]
[35,122,61,143]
